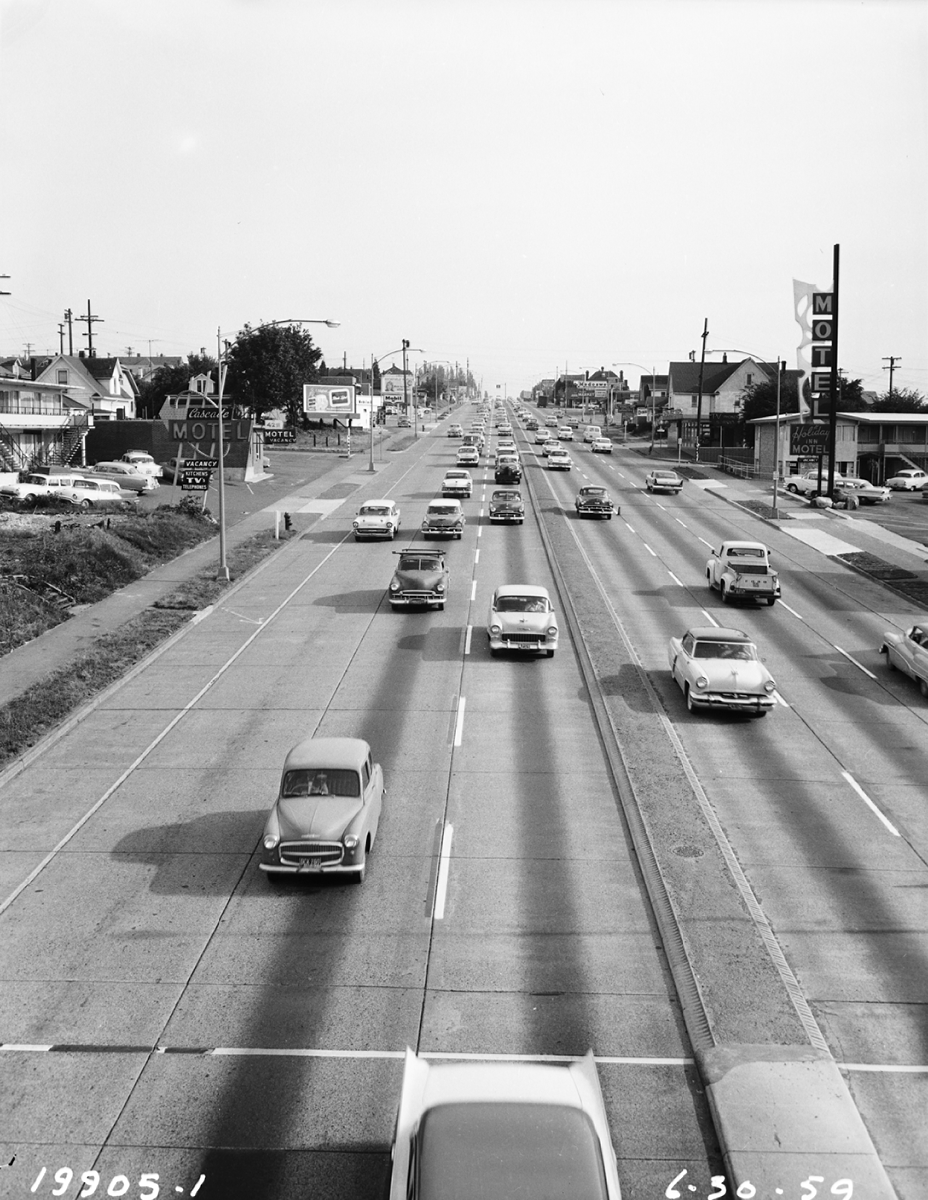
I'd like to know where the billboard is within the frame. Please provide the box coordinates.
[303,384,357,417]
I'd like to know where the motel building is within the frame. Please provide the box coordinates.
[750,411,928,484]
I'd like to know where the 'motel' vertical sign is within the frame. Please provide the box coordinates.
[810,291,835,418]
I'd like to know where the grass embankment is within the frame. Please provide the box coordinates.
[0,507,290,767]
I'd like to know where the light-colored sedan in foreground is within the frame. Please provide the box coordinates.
[668,626,777,716]
[352,499,401,540]
[880,623,928,697]
[260,737,384,884]
[590,437,613,453]
[388,1050,622,1200]
[547,449,573,471]
[487,583,558,657]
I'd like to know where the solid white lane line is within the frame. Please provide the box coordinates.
[834,645,878,680]
[779,601,805,620]
[842,771,900,836]
[643,543,657,556]
[453,696,466,746]
[471,579,477,601]
[464,625,473,655]
[668,572,684,587]
[433,823,454,919]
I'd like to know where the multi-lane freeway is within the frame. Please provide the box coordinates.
[1,402,925,1199]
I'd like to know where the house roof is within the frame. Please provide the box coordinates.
[669,360,747,393]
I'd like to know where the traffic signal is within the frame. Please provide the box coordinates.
[283,512,292,531]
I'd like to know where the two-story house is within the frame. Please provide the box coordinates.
[36,354,139,420]
[0,365,90,475]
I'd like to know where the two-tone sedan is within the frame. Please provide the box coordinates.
[352,500,401,541]
[487,584,558,657]
[885,469,928,491]
[388,1050,622,1199]
[260,737,384,884]
[575,486,616,519]
[668,626,777,716]
[645,470,683,494]
[488,488,525,524]
[421,500,465,539]
[88,462,160,493]
[389,548,448,607]
[547,449,573,471]
[442,469,473,499]
[456,446,480,467]
[880,623,928,697]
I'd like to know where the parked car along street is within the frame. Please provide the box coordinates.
[885,469,928,491]
[88,462,160,493]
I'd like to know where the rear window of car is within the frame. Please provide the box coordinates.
[281,769,360,797]
[416,1102,608,1200]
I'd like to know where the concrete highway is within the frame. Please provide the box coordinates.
[0,403,924,1199]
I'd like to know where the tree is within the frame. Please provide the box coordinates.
[740,374,801,424]
[223,322,323,424]
[835,376,869,412]
[137,352,217,418]
[870,387,927,413]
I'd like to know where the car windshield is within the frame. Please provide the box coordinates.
[693,641,757,660]
[360,505,391,516]
[399,555,443,571]
[281,768,360,797]
[492,491,521,501]
[427,506,457,516]
[496,595,548,613]
[582,488,606,497]
[416,1102,608,1200]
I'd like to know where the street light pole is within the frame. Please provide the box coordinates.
[212,317,339,575]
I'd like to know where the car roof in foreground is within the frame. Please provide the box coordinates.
[685,626,752,642]
[495,583,550,598]
[283,736,370,771]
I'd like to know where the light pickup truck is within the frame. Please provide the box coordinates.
[706,541,781,607]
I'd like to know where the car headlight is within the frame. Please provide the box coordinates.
[263,834,279,851]
[764,680,776,693]
[695,676,709,689]
[490,624,502,635]
[546,626,558,637]
[436,581,446,592]
[385,522,393,529]
[389,580,400,591]
[352,520,360,528]
[343,834,360,850]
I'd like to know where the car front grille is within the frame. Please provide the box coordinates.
[503,633,544,645]
[396,590,439,601]
[279,840,344,866]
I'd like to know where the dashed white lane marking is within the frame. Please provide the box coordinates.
[474,548,480,563]
[453,696,466,746]
[842,771,900,836]
[477,524,482,538]
[834,645,878,680]
[623,521,635,533]
[464,625,473,655]
[643,543,656,557]
[479,507,484,518]
[433,823,454,919]
[674,518,688,528]
[698,536,714,549]
[655,502,667,510]
[471,579,477,601]
[701,611,720,627]
[668,572,684,587]
[779,601,805,620]
[773,690,790,708]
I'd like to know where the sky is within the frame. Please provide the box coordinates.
[1,0,925,398]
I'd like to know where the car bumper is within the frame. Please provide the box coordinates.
[727,585,781,599]
[260,861,363,877]
[488,634,558,653]
[489,512,524,522]
[442,489,472,498]
[688,692,776,711]
[577,505,614,517]
[421,524,463,537]
[390,592,444,605]
[354,526,395,538]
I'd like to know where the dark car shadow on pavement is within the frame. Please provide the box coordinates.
[312,589,386,613]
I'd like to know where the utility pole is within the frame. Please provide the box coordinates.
[58,323,65,354]
[695,318,709,462]
[77,299,102,357]
[882,356,900,405]
[64,309,74,355]
[23,342,34,358]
